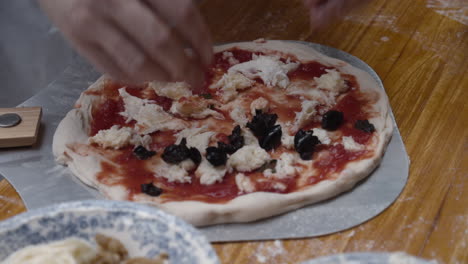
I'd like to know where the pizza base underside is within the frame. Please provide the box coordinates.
[53,41,393,226]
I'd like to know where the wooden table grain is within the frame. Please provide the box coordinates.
[1,0,466,263]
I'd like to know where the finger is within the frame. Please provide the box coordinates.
[77,42,133,82]
[99,0,203,87]
[308,0,343,28]
[146,0,213,66]
[62,7,133,82]
[78,18,171,83]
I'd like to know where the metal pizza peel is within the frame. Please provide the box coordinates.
[0,41,409,242]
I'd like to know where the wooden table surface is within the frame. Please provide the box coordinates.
[1,0,466,263]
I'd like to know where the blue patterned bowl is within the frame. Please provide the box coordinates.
[0,200,219,264]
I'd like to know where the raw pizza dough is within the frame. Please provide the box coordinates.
[53,40,393,226]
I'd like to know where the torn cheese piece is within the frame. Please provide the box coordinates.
[89,125,132,149]
[342,136,365,151]
[281,133,295,149]
[229,107,249,126]
[119,88,186,134]
[242,128,259,146]
[293,100,319,132]
[314,69,347,93]
[287,82,337,107]
[312,128,331,145]
[130,134,152,149]
[149,81,192,100]
[170,96,223,119]
[235,173,255,193]
[250,97,269,115]
[228,56,299,89]
[264,153,297,179]
[227,145,270,172]
[176,127,215,155]
[222,51,240,65]
[211,72,254,102]
[196,159,227,185]
[154,160,194,184]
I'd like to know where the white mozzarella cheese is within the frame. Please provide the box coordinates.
[229,107,249,126]
[179,159,196,171]
[312,128,331,145]
[250,97,269,115]
[227,145,270,172]
[175,126,215,154]
[264,153,297,179]
[272,182,287,191]
[149,81,192,100]
[196,159,227,185]
[119,88,152,120]
[235,173,255,193]
[211,72,254,102]
[222,51,240,65]
[281,133,295,149]
[170,98,223,119]
[186,132,214,154]
[314,69,347,93]
[293,100,319,131]
[119,88,186,134]
[342,136,365,151]
[287,82,336,107]
[242,128,259,146]
[228,56,299,89]
[154,160,193,184]
[130,134,152,149]
[89,125,132,149]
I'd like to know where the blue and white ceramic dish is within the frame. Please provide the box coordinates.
[0,200,219,264]
[301,252,437,264]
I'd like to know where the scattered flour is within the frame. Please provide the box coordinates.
[0,195,22,205]
[254,240,287,263]
[426,0,468,25]
[381,36,390,42]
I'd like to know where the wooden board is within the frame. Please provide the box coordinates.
[0,107,42,148]
[1,0,467,263]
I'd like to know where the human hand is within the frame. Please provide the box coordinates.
[303,0,371,29]
[38,0,213,88]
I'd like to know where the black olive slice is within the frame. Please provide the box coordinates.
[161,138,190,164]
[206,146,227,166]
[294,129,321,160]
[355,120,375,133]
[260,125,282,151]
[246,110,278,138]
[321,110,344,131]
[227,125,244,153]
[133,146,156,160]
[141,183,163,197]
[189,147,202,165]
[218,141,236,155]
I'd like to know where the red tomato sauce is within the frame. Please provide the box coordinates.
[93,49,376,203]
[312,144,368,182]
[159,173,239,203]
[288,61,333,80]
[90,98,128,136]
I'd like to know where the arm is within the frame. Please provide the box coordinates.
[304,0,371,29]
